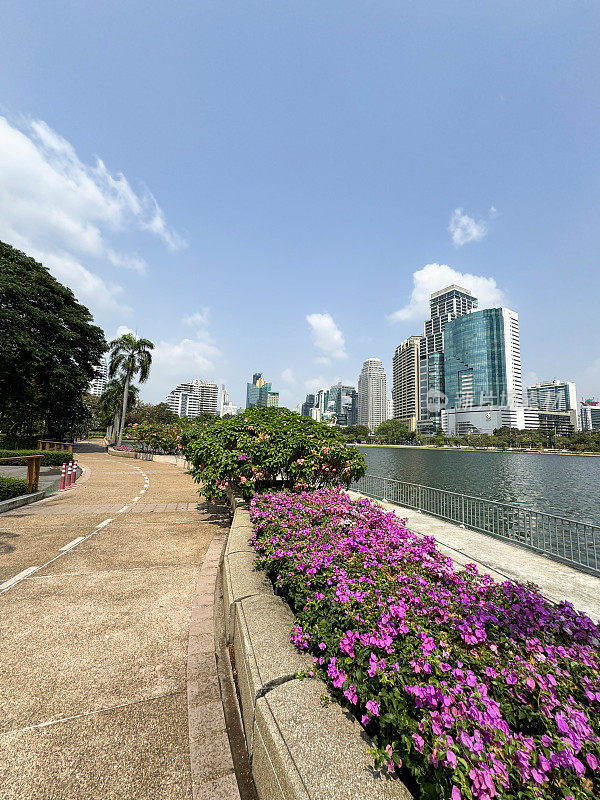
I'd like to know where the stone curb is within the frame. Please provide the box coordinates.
[0,464,87,514]
[188,527,241,800]
[222,502,412,800]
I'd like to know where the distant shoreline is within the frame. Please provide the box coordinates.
[355,443,600,458]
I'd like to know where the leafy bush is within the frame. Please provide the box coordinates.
[0,436,39,450]
[180,407,367,502]
[0,475,29,501]
[250,488,600,800]
[126,418,194,454]
[0,449,73,466]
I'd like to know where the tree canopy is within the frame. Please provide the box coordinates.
[0,241,106,438]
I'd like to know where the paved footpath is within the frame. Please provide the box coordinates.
[0,442,238,800]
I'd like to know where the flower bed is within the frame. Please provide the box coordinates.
[249,488,600,800]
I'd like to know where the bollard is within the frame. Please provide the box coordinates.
[59,463,67,491]
[71,460,78,486]
[66,462,73,487]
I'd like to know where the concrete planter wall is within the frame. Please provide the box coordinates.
[222,504,412,800]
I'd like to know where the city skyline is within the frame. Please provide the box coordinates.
[0,4,598,407]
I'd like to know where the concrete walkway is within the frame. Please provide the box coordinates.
[0,442,238,800]
[349,491,600,622]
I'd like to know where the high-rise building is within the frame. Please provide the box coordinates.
[89,356,109,396]
[316,389,329,414]
[418,285,478,432]
[527,380,578,413]
[328,382,358,427]
[581,399,600,431]
[392,336,421,431]
[220,385,240,417]
[301,394,316,417]
[246,373,279,408]
[358,358,387,432]
[443,308,523,409]
[387,397,393,421]
[166,379,218,417]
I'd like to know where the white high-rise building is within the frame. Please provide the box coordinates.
[527,380,577,413]
[166,379,218,418]
[89,356,109,396]
[220,385,240,417]
[358,358,387,433]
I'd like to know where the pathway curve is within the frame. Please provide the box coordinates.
[0,442,237,800]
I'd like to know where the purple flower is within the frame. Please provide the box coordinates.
[365,700,379,717]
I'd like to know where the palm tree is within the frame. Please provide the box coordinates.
[108,333,154,445]
[100,378,139,441]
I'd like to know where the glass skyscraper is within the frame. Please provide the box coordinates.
[246,373,279,408]
[418,285,478,431]
[443,308,523,409]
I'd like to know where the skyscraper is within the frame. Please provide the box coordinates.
[89,356,109,396]
[358,358,387,432]
[527,380,577,412]
[301,394,316,417]
[166,379,219,417]
[443,307,523,409]
[328,382,358,426]
[246,373,278,408]
[418,285,478,432]
[220,385,240,417]
[392,337,421,431]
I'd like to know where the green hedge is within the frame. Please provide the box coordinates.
[0,449,73,466]
[0,475,29,501]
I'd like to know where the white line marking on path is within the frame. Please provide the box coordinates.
[117,505,129,513]
[0,567,39,592]
[132,497,140,502]
[60,537,86,552]
[0,518,115,597]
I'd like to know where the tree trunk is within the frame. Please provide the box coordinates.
[111,406,120,444]
[117,372,131,446]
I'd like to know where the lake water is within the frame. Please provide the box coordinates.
[357,446,600,527]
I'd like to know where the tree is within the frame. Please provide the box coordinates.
[0,241,106,437]
[341,425,371,442]
[99,379,140,436]
[126,402,178,426]
[108,333,154,445]
[374,419,413,444]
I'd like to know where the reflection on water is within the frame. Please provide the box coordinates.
[357,446,600,526]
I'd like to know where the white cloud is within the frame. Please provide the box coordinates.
[281,368,295,385]
[388,263,505,323]
[305,376,328,393]
[448,207,494,246]
[306,313,348,360]
[146,335,221,402]
[0,115,183,311]
[182,309,210,327]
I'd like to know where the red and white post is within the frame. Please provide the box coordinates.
[71,460,78,485]
[66,461,73,487]
[59,462,67,491]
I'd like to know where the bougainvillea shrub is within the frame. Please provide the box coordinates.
[179,407,366,502]
[249,488,600,800]
[125,418,194,454]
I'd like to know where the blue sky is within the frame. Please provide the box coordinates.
[1,2,599,407]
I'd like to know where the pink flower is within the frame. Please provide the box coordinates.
[296,458,304,465]
[365,700,379,716]
[240,476,247,484]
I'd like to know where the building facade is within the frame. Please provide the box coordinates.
[581,400,600,431]
[392,336,421,431]
[301,394,316,417]
[166,380,219,418]
[328,382,358,427]
[220,385,240,417]
[443,308,523,410]
[527,380,577,413]
[246,373,279,408]
[442,406,539,436]
[418,285,478,432]
[358,358,387,432]
[89,357,109,397]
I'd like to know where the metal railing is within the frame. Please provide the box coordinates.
[352,474,600,578]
